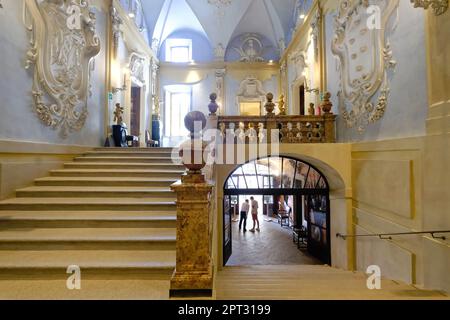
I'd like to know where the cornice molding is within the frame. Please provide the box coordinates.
[112,0,158,62]
[159,61,280,71]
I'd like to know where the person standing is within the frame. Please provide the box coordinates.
[249,197,260,232]
[239,199,250,232]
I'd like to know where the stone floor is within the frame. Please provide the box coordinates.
[227,214,322,266]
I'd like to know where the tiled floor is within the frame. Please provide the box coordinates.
[227,214,322,266]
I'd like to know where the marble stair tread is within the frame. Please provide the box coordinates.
[74,156,176,162]
[16,186,176,197]
[35,177,178,182]
[0,228,175,241]
[50,169,185,174]
[87,149,174,153]
[0,198,176,205]
[0,211,176,221]
[17,186,173,192]
[65,162,183,167]
[83,152,174,157]
[0,250,175,269]
[94,147,176,152]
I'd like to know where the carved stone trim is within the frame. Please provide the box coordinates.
[236,75,266,115]
[215,69,226,115]
[129,52,147,87]
[410,0,448,16]
[111,5,123,57]
[310,7,322,57]
[332,0,399,133]
[23,0,100,138]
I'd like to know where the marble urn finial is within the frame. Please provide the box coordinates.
[264,92,275,116]
[321,92,333,114]
[208,93,219,116]
[180,111,208,174]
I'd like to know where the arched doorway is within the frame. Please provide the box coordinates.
[223,156,331,266]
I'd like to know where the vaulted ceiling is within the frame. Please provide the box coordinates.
[141,0,299,57]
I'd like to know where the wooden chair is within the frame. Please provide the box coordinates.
[145,130,159,147]
[293,225,308,249]
[277,207,291,228]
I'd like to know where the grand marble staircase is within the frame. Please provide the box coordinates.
[0,147,183,298]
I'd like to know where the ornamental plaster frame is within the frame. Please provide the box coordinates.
[23,0,101,138]
[331,0,399,133]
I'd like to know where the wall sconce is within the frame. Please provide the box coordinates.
[303,76,319,95]
[113,69,128,94]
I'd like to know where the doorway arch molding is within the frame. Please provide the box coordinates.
[214,149,352,271]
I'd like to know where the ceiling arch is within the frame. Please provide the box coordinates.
[151,0,209,51]
[141,0,300,59]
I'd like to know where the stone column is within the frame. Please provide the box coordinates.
[170,111,214,298]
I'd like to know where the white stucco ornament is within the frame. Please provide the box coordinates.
[233,34,265,62]
[23,0,100,138]
[332,0,399,133]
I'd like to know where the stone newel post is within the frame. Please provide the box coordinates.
[170,111,214,298]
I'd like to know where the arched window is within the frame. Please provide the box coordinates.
[225,157,328,191]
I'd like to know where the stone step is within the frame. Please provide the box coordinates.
[0,279,172,299]
[94,147,175,152]
[74,156,178,163]
[64,162,184,170]
[0,250,175,277]
[83,151,175,158]
[0,211,176,228]
[16,186,176,199]
[35,177,178,187]
[0,198,176,211]
[0,228,176,250]
[49,169,184,178]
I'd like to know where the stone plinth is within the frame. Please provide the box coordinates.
[170,173,214,298]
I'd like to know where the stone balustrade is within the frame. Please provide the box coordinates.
[217,114,337,144]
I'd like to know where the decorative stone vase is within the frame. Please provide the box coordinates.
[208,93,219,116]
[264,93,275,115]
[321,92,333,114]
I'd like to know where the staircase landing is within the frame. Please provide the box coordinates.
[214,265,449,300]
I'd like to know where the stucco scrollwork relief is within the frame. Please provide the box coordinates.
[129,52,147,87]
[290,50,307,83]
[332,0,399,133]
[23,0,100,138]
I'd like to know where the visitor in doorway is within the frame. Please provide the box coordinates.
[249,197,260,232]
[239,199,250,232]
